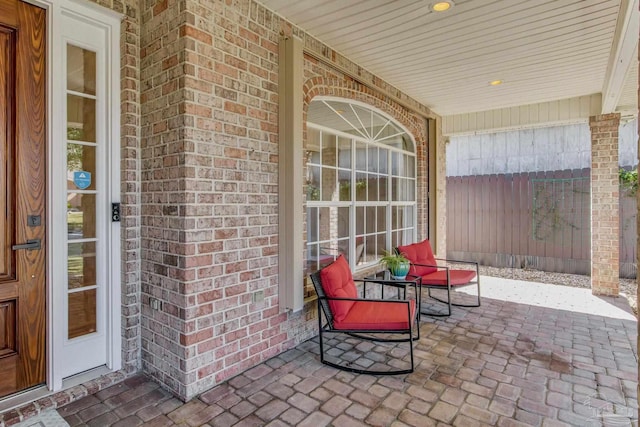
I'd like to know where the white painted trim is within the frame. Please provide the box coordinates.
[307,123,415,156]
[67,0,124,20]
[278,36,304,312]
[442,94,603,136]
[311,96,418,153]
[107,10,122,373]
[34,0,123,392]
[601,0,639,113]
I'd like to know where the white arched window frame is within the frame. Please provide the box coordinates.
[305,98,417,295]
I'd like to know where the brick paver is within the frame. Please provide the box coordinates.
[53,279,636,426]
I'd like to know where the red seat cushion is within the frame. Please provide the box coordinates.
[398,239,438,276]
[320,255,358,322]
[333,300,416,331]
[420,269,476,286]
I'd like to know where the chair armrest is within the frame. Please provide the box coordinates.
[411,262,449,271]
[434,257,479,268]
[319,295,414,305]
[433,259,480,275]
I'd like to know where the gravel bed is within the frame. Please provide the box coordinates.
[478,265,638,315]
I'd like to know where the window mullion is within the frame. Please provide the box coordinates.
[350,137,356,270]
[387,148,393,252]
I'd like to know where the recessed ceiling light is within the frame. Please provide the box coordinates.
[489,80,503,86]
[431,1,454,12]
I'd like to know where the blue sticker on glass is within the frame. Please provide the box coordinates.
[73,171,91,190]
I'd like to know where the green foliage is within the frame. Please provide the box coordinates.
[306,184,320,201]
[379,249,409,270]
[67,127,84,171]
[619,168,638,195]
[339,180,367,200]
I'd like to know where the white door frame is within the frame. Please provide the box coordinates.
[28,0,122,391]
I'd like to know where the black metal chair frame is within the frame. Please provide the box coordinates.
[403,257,481,317]
[394,244,480,317]
[309,270,418,375]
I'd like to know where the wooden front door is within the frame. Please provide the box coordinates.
[0,0,46,397]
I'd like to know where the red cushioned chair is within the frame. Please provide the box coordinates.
[309,255,418,375]
[398,239,480,317]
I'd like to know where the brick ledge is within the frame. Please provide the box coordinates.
[0,370,136,427]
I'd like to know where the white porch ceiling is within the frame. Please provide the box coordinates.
[258,0,638,118]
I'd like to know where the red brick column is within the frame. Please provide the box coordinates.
[589,113,620,296]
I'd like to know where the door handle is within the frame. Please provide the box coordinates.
[12,239,41,251]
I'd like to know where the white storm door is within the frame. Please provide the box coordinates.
[51,3,120,384]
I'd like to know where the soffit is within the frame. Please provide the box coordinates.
[259,0,637,117]
[616,46,639,116]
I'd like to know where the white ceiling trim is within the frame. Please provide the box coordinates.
[601,0,639,113]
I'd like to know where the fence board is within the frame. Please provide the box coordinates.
[454,176,464,252]
[447,177,456,252]
[620,187,637,277]
[466,175,473,254]
[577,168,590,261]
[519,172,530,258]
[455,176,464,252]
[503,174,513,260]
[511,174,522,258]
[488,175,497,254]
[531,170,547,263]
[496,174,506,256]
[446,168,636,278]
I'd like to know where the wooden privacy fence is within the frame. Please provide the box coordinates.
[447,168,637,278]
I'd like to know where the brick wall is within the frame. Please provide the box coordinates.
[589,113,620,295]
[137,0,286,399]
[139,0,189,397]
[85,0,437,401]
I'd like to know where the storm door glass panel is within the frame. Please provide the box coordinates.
[66,43,99,340]
[67,242,97,338]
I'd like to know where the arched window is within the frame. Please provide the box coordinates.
[305,98,417,283]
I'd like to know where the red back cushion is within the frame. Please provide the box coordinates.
[320,255,357,322]
[398,239,438,276]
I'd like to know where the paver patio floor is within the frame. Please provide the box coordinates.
[58,276,638,426]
